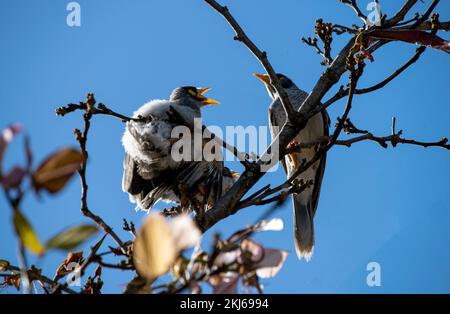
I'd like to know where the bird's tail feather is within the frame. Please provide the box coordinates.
[293,193,315,261]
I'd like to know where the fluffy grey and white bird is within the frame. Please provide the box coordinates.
[254,73,329,261]
[121,86,235,214]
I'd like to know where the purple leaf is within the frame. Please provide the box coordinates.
[367,30,450,54]
[209,273,239,294]
[1,166,26,190]
[0,124,23,178]
[255,249,288,279]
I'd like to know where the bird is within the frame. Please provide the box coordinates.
[254,73,329,261]
[121,86,236,215]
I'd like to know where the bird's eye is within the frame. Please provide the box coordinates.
[187,89,197,97]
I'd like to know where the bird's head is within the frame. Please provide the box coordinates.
[253,73,296,100]
[170,86,220,109]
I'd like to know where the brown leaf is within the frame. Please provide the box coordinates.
[82,276,103,294]
[367,30,450,54]
[4,273,21,290]
[54,251,84,281]
[32,147,83,194]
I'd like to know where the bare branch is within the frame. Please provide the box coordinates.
[286,118,450,150]
[67,94,127,254]
[236,179,312,210]
[302,19,337,66]
[2,262,76,294]
[57,99,251,169]
[319,43,427,112]
[339,0,367,24]
[336,132,449,149]
[203,0,298,120]
[385,0,419,27]
[56,102,144,123]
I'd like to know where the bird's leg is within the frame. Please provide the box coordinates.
[286,140,302,169]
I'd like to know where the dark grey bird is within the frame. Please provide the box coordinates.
[121,86,235,214]
[254,73,329,261]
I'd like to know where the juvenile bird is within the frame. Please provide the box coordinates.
[254,73,329,261]
[121,86,235,214]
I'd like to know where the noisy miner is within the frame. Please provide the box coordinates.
[254,73,329,261]
[122,86,236,215]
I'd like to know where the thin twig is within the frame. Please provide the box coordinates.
[71,94,127,254]
[204,0,298,121]
[58,99,251,169]
[319,43,426,113]
[2,263,76,294]
[340,0,367,24]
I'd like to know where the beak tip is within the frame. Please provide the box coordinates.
[254,73,270,84]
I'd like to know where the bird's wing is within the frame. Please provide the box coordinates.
[289,109,329,259]
[122,153,178,210]
[268,99,289,173]
[172,159,236,213]
[122,152,150,195]
[309,109,329,217]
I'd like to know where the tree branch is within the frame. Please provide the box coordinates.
[69,94,127,254]
[285,117,450,151]
[340,0,367,24]
[2,263,76,294]
[57,99,251,168]
[320,43,426,109]
[385,0,419,27]
[203,0,298,121]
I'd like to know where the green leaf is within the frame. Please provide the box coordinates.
[91,234,107,254]
[13,210,45,255]
[46,224,99,251]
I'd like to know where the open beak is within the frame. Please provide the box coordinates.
[198,87,220,105]
[253,73,270,85]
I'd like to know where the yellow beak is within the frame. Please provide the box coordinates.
[198,87,220,105]
[253,73,271,85]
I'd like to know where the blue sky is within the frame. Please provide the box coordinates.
[1,0,449,293]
